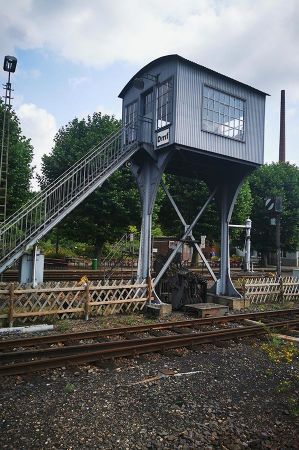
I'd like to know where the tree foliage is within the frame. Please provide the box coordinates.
[159,174,253,247]
[40,113,143,256]
[249,162,299,253]
[0,99,34,216]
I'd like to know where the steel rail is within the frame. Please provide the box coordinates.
[0,319,298,376]
[0,308,298,350]
[1,318,298,364]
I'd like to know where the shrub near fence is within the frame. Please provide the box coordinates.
[0,279,149,327]
[242,276,299,304]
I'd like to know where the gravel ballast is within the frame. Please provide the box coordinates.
[0,339,298,449]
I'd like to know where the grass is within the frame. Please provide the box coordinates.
[64,383,75,394]
[261,334,298,364]
[56,320,71,332]
[261,336,299,417]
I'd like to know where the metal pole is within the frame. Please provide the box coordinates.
[244,218,251,272]
[32,244,37,288]
[276,213,281,277]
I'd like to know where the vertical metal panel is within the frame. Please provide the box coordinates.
[121,61,178,148]
[175,61,266,164]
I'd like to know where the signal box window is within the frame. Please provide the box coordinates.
[156,79,173,130]
[202,86,245,141]
[143,90,154,116]
[125,101,137,143]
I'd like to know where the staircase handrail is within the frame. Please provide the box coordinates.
[0,122,135,234]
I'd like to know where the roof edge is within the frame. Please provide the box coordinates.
[118,54,270,98]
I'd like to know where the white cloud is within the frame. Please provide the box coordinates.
[16,103,57,189]
[1,0,298,96]
[1,0,298,165]
[68,76,90,88]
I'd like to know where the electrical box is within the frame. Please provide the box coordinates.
[19,251,44,285]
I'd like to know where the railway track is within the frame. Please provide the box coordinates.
[0,309,298,376]
[2,269,137,282]
[2,267,258,282]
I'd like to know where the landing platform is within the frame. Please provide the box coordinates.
[184,302,229,318]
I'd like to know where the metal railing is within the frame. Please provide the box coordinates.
[0,122,142,273]
[101,232,140,280]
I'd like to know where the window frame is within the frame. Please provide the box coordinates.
[156,77,173,131]
[201,84,246,142]
[124,100,138,144]
[124,100,138,126]
[142,89,154,116]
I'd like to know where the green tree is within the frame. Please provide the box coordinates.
[40,113,144,257]
[0,100,34,217]
[159,174,252,246]
[249,162,299,260]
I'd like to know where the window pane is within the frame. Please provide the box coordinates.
[202,85,245,141]
[156,79,173,130]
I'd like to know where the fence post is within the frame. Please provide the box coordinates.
[84,283,90,321]
[147,276,152,303]
[8,283,15,328]
[279,277,284,303]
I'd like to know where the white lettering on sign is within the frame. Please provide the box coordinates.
[157,128,170,147]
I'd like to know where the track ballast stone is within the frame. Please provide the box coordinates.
[0,340,298,449]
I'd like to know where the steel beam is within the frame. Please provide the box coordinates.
[153,188,217,287]
[161,182,217,282]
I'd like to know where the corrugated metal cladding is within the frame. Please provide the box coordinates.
[122,60,178,146]
[175,61,266,165]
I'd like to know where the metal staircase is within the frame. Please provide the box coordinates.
[0,122,140,273]
[102,232,139,280]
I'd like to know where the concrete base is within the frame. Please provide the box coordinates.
[0,324,54,334]
[184,302,229,318]
[145,302,172,318]
[207,293,250,311]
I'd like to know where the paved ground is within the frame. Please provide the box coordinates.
[0,338,298,450]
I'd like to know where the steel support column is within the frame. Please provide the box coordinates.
[131,149,171,280]
[214,179,244,297]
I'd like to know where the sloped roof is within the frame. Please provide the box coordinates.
[119,54,269,98]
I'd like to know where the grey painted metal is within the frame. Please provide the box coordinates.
[228,218,252,272]
[120,55,266,165]
[119,55,268,99]
[131,149,171,280]
[19,251,44,285]
[0,122,140,274]
[175,60,266,165]
[153,187,217,287]
[245,218,252,272]
[121,59,178,150]
[161,182,217,282]
[214,178,244,297]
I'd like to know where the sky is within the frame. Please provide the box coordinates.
[0,0,298,189]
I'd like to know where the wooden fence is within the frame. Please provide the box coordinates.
[0,279,149,327]
[243,276,299,304]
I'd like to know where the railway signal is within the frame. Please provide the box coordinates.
[265,196,283,277]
